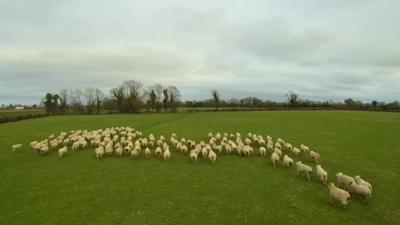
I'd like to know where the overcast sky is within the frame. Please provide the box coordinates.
[0,0,399,105]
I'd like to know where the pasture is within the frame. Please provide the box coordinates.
[0,111,399,225]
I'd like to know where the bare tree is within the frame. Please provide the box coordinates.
[123,80,144,113]
[95,89,104,114]
[84,87,96,114]
[212,89,220,111]
[286,91,299,107]
[59,89,68,114]
[69,89,83,113]
[110,85,124,113]
[167,86,181,111]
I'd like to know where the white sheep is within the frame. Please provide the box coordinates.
[259,147,267,157]
[130,148,140,158]
[144,147,151,159]
[283,155,294,167]
[336,172,355,190]
[316,165,328,184]
[310,150,320,163]
[163,149,171,161]
[11,144,22,153]
[295,161,312,181]
[270,152,280,167]
[354,176,372,192]
[208,149,217,164]
[329,183,351,207]
[190,150,198,164]
[285,143,293,152]
[300,144,309,153]
[95,146,105,159]
[58,146,68,158]
[293,147,301,156]
[105,142,113,156]
[348,182,371,202]
[115,146,123,157]
[201,147,208,159]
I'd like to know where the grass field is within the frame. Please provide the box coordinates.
[0,111,399,225]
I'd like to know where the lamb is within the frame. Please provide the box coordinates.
[144,147,151,159]
[180,144,188,153]
[163,149,171,161]
[259,147,267,157]
[354,176,372,192]
[336,172,355,190]
[95,146,105,159]
[348,182,371,202]
[282,155,294,167]
[270,152,280,167]
[329,183,351,207]
[208,149,217,164]
[310,150,320,163]
[295,161,312,181]
[316,165,328,184]
[58,146,68,158]
[11,144,22,153]
[190,150,198,164]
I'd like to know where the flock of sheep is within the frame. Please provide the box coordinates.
[12,126,372,208]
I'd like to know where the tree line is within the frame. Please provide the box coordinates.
[40,81,400,115]
[42,80,181,114]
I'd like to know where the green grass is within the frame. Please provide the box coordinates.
[0,111,399,225]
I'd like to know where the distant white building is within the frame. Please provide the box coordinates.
[15,106,24,110]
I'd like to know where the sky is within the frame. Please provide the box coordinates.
[0,0,399,105]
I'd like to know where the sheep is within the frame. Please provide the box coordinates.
[348,182,371,202]
[58,146,68,158]
[190,150,198,164]
[310,150,320,163]
[266,142,273,153]
[208,149,217,164]
[130,148,140,158]
[40,145,49,155]
[336,172,355,190]
[285,143,293,152]
[95,146,105,159]
[181,144,188,153]
[163,149,171,161]
[72,141,80,151]
[293,147,301,156]
[144,147,151,159]
[273,147,282,157]
[295,161,312,181]
[225,144,232,154]
[316,165,328,184]
[300,144,309,153]
[282,155,294,167]
[354,176,372,192]
[245,138,252,145]
[259,147,267,157]
[329,183,351,208]
[115,145,123,157]
[270,152,280,167]
[105,142,114,156]
[201,147,208,159]
[29,141,38,149]
[11,144,22,153]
